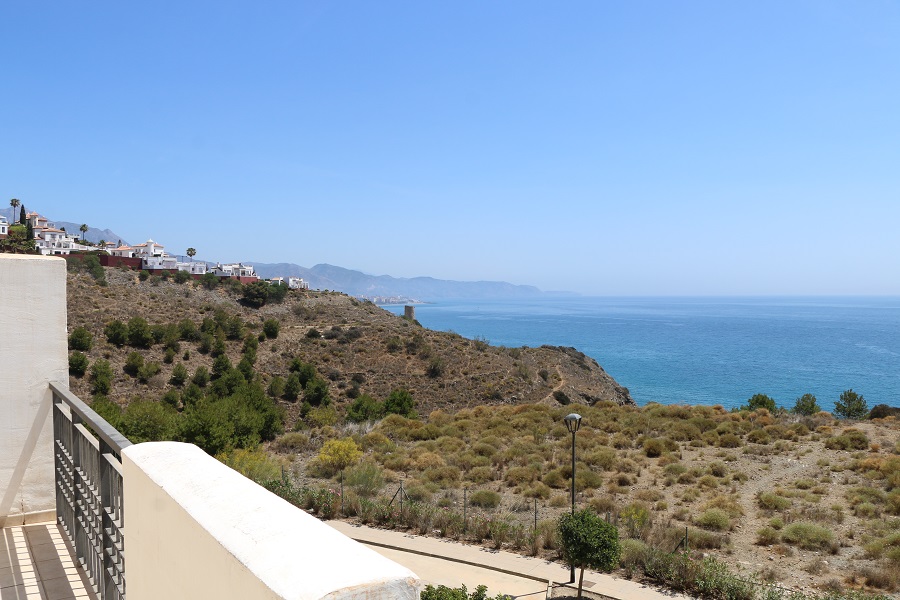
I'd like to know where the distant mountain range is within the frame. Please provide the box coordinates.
[251,262,550,301]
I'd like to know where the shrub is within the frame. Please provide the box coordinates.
[345,461,385,497]
[756,526,780,545]
[317,438,362,475]
[469,490,501,509]
[420,584,510,600]
[217,448,282,483]
[104,320,127,346]
[757,492,791,511]
[126,317,154,348]
[68,352,89,377]
[383,388,415,418]
[824,428,869,450]
[781,522,836,552]
[124,352,144,377]
[89,359,113,395]
[68,327,93,351]
[262,319,280,339]
[170,363,188,387]
[347,394,382,422]
[643,438,665,457]
[696,508,730,531]
[192,366,210,387]
[137,361,161,384]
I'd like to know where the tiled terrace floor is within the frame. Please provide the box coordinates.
[0,522,96,600]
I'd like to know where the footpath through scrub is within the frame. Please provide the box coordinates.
[328,521,690,600]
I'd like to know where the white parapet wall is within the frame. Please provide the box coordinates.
[0,255,68,526]
[123,442,421,600]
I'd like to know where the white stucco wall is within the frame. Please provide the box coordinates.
[123,442,420,600]
[0,255,67,526]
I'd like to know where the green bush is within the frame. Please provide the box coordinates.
[383,388,415,418]
[89,359,113,395]
[420,584,510,600]
[68,326,93,351]
[825,428,869,450]
[756,526,780,545]
[262,319,280,339]
[469,490,501,509]
[104,320,127,346]
[743,393,776,412]
[68,351,89,377]
[781,522,836,551]
[345,461,385,497]
[558,508,620,597]
[170,363,189,387]
[126,317,154,348]
[347,394,382,422]
[757,491,791,511]
[695,508,730,531]
[124,352,144,376]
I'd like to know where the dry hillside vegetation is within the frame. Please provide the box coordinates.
[282,403,899,596]
[65,266,899,597]
[66,267,632,419]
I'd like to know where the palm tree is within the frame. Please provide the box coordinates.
[9,198,20,222]
[79,224,88,241]
[187,247,197,261]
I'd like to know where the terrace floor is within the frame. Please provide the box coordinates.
[0,522,97,600]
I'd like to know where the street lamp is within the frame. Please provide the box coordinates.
[563,412,582,583]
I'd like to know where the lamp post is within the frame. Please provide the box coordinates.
[563,412,582,584]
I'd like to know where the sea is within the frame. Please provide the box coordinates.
[381,296,900,413]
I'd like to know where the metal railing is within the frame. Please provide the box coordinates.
[52,383,131,600]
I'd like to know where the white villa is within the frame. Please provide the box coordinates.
[176,260,208,275]
[26,212,91,256]
[212,262,256,278]
[270,276,309,289]
[132,239,166,259]
[0,216,7,239]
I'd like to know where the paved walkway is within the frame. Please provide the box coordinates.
[0,522,96,600]
[328,521,690,600]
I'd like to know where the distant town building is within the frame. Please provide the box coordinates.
[0,216,7,239]
[269,276,309,290]
[213,263,256,278]
[25,212,89,256]
[132,239,166,259]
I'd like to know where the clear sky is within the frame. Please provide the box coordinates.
[3,1,899,295]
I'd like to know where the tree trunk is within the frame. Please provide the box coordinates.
[577,566,584,598]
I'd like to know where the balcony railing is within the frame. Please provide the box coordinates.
[52,382,131,600]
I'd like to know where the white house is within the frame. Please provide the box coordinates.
[142,255,178,271]
[288,277,309,290]
[176,261,208,275]
[0,216,7,239]
[132,239,166,258]
[110,244,135,258]
[212,263,256,278]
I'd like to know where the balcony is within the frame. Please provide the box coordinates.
[1,254,420,600]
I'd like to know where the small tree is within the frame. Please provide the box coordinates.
[69,352,89,377]
[68,326,93,351]
[792,393,821,416]
[79,223,88,241]
[318,438,362,476]
[383,388,415,418]
[127,317,154,348]
[744,393,776,412]
[262,319,280,339]
[834,389,868,420]
[242,281,271,308]
[558,510,620,598]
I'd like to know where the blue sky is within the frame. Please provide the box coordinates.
[3,1,899,295]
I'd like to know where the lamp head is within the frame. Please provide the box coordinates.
[563,413,582,433]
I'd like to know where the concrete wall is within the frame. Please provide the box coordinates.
[123,442,420,600]
[0,255,67,526]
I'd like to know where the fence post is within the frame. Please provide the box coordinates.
[534,498,537,532]
[340,470,344,516]
[463,488,467,532]
[685,526,689,553]
[399,480,404,514]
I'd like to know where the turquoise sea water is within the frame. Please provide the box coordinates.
[381,297,900,413]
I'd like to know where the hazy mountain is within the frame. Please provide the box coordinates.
[251,262,547,300]
[55,221,128,246]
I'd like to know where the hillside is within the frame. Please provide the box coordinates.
[65,267,632,424]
